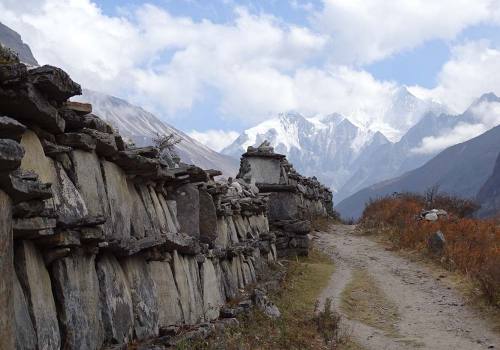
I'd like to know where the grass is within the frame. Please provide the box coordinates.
[181,248,361,349]
[359,193,500,308]
[340,269,400,335]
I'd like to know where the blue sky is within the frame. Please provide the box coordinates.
[1,0,500,150]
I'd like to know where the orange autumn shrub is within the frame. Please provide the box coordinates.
[360,194,500,306]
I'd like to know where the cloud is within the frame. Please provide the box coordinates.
[314,0,500,64]
[188,129,239,151]
[411,99,500,154]
[410,40,500,113]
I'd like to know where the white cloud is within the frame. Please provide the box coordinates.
[410,41,500,113]
[314,0,500,64]
[412,99,500,154]
[188,129,239,151]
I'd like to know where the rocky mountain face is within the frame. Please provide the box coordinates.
[73,90,239,177]
[336,124,500,219]
[0,22,38,66]
[0,61,332,349]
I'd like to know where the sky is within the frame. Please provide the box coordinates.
[1,0,500,151]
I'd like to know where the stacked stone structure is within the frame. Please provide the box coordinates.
[0,59,332,349]
[237,141,333,256]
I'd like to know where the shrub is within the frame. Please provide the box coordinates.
[359,193,500,307]
[0,44,19,64]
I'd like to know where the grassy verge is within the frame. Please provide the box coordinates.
[182,249,363,349]
[340,269,400,335]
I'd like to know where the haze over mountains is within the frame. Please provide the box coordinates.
[1,21,499,218]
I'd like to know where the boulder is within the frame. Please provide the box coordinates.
[252,289,281,319]
[62,101,92,116]
[28,65,81,102]
[127,180,153,239]
[0,170,52,204]
[121,256,159,339]
[96,254,134,344]
[15,240,61,350]
[428,230,446,254]
[51,249,104,350]
[80,128,117,157]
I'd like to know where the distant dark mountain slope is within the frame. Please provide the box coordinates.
[75,90,239,176]
[337,125,500,219]
[0,22,38,65]
[476,152,500,217]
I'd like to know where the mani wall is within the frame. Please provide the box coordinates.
[0,60,333,349]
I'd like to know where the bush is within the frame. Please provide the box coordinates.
[0,44,19,64]
[359,193,500,307]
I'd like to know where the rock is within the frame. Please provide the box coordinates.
[63,101,92,116]
[96,254,134,344]
[283,220,311,235]
[424,212,438,221]
[121,256,159,339]
[428,230,446,254]
[268,192,299,221]
[81,114,113,133]
[51,249,104,350]
[28,65,81,102]
[128,180,154,239]
[169,184,200,238]
[0,62,26,84]
[201,259,224,321]
[0,116,26,141]
[0,190,14,350]
[41,139,71,157]
[148,260,184,327]
[252,289,281,319]
[71,150,110,224]
[0,138,24,171]
[13,216,57,238]
[101,160,131,242]
[80,128,117,157]
[14,270,37,350]
[15,240,61,350]
[37,230,81,248]
[199,188,217,245]
[56,132,96,151]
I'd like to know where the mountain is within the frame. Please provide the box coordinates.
[223,89,449,201]
[336,124,500,219]
[223,112,391,194]
[74,90,239,176]
[0,22,38,66]
[476,152,500,218]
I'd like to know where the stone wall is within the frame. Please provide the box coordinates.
[237,141,333,257]
[0,62,279,349]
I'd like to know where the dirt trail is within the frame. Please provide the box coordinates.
[314,224,499,350]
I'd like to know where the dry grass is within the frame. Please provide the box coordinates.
[184,248,349,349]
[340,269,400,335]
[359,194,500,308]
[312,216,340,232]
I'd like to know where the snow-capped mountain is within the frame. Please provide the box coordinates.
[74,90,239,176]
[222,89,451,202]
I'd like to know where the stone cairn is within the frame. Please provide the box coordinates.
[0,60,332,349]
[237,141,333,257]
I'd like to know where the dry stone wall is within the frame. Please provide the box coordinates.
[0,61,331,349]
[237,141,333,257]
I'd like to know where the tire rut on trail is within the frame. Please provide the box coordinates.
[314,224,500,350]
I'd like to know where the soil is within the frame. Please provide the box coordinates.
[314,224,500,350]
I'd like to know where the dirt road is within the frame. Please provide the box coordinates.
[314,225,499,350]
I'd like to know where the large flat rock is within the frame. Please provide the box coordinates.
[96,254,134,344]
[14,270,38,350]
[121,256,159,339]
[51,250,104,350]
[0,190,14,350]
[15,240,61,350]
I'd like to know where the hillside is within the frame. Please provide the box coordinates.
[336,125,500,219]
